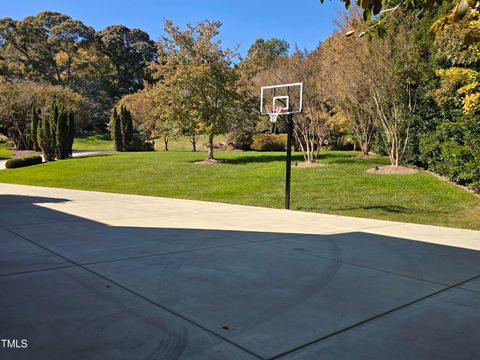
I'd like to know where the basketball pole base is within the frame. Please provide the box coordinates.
[285,113,293,210]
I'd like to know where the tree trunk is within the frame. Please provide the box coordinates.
[164,137,169,151]
[361,142,369,156]
[207,133,214,160]
[191,135,197,152]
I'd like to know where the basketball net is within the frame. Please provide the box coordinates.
[266,104,284,123]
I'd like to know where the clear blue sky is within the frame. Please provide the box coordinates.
[1,0,343,56]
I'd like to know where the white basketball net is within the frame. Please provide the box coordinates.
[266,104,284,123]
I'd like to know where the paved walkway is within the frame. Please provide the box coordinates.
[0,183,479,359]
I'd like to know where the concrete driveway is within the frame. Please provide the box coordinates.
[0,183,479,360]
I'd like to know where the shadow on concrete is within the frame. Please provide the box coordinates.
[0,194,479,360]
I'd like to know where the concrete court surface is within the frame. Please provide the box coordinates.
[0,183,479,360]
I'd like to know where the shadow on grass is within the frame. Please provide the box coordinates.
[72,153,114,160]
[297,204,434,215]
[223,153,305,165]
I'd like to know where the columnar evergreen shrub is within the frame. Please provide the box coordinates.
[111,106,134,151]
[123,107,133,150]
[67,110,75,156]
[55,104,70,159]
[30,105,41,151]
[37,103,57,161]
[111,107,123,151]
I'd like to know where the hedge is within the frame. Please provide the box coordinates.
[5,155,43,169]
[251,134,288,151]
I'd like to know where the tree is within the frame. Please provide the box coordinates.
[30,105,41,151]
[324,0,473,38]
[67,109,75,156]
[37,101,57,161]
[55,103,70,159]
[120,106,133,150]
[0,12,94,84]
[156,20,244,161]
[240,38,290,80]
[368,14,421,166]
[279,50,334,163]
[95,25,156,99]
[0,81,87,149]
[110,106,133,151]
[418,12,480,191]
[110,107,123,151]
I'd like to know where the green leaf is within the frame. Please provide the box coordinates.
[363,8,371,21]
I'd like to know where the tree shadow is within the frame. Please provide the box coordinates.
[221,153,305,165]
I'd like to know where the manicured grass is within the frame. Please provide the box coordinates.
[73,134,115,151]
[0,142,14,157]
[73,134,227,151]
[0,149,14,157]
[154,134,228,151]
[0,150,478,229]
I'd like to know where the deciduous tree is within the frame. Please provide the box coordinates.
[155,20,244,161]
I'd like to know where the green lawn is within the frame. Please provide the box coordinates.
[73,134,227,151]
[73,134,115,151]
[0,142,14,157]
[0,149,14,157]
[0,150,478,229]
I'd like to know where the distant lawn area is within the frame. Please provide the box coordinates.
[0,150,478,230]
[0,149,14,157]
[0,143,14,157]
[73,134,115,151]
[73,134,227,151]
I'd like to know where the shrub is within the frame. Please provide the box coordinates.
[420,115,480,193]
[121,106,133,150]
[227,128,253,150]
[30,105,41,151]
[37,103,57,162]
[110,106,133,151]
[142,141,155,152]
[5,155,42,169]
[67,110,75,156]
[55,104,70,159]
[251,134,288,151]
[110,107,123,151]
[128,134,155,152]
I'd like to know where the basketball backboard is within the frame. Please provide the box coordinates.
[260,82,303,116]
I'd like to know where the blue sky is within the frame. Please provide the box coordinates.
[1,0,343,56]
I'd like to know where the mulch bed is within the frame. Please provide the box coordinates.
[293,162,327,168]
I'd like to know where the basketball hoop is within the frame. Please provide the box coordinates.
[266,104,284,123]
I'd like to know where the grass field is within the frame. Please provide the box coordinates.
[73,134,115,151]
[0,143,14,157]
[73,134,227,151]
[0,150,478,230]
[0,149,14,157]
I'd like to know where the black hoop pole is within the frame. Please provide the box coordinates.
[285,113,293,209]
